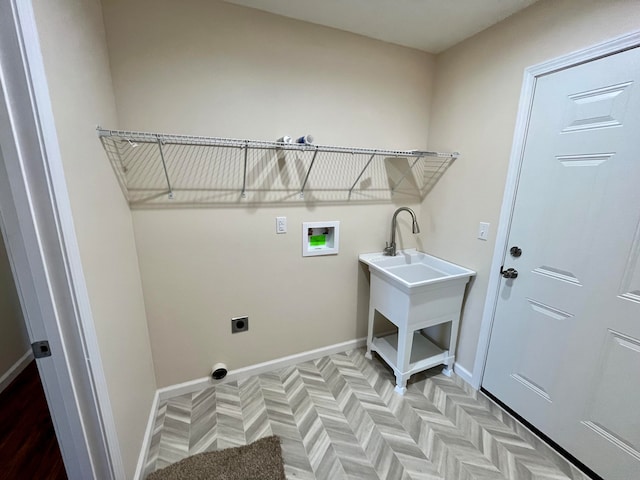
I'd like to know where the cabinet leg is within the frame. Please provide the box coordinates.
[394,372,408,395]
[445,317,460,378]
[365,305,376,361]
[393,326,413,395]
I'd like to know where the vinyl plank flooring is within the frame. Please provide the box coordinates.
[144,349,592,480]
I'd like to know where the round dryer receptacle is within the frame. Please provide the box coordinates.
[211,362,228,380]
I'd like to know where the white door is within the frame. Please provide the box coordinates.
[483,46,640,480]
[0,1,116,477]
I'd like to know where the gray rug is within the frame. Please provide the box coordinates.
[147,435,286,480]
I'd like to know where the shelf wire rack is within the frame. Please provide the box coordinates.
[97,128,459,206]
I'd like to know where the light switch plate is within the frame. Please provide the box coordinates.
[276,216,287,234]
[478,222,490,241]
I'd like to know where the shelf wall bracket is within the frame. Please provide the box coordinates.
[299,147,319,198]
[156,136,174,200]
[391,156,423,193]
[241,143,248,198]
[348,152,376,197]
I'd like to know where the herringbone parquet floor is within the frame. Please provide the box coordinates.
[143,349,591,480]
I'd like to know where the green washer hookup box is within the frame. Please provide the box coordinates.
[302,221,340,257]
[309,234,326,247]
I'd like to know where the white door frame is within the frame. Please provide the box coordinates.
[0,0,123,478]
[471,30,640,390]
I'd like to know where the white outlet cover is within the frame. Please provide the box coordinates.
[478,222,490,241]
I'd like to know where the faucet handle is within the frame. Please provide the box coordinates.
[383,242,394,256]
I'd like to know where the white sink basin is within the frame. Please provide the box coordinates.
[359,249,475,292]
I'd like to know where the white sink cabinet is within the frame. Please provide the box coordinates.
[359,249,475,394]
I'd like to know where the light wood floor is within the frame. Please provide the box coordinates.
[144,348,591,480]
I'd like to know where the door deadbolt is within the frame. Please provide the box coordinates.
[510,246,522,257]
[500,266,518,279]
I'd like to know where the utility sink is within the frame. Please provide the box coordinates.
[359,249,475,394]
[359,249,475,294]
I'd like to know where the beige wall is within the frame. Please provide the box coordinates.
[133,203,427,386]
[424,0,640,373]
[102,0,433,147]
[32,0,157,476]
[0,234,30,381]
[102,0,435,386]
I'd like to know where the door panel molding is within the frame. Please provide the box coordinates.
[580,329,640,460]
[619,217,640,303]
[526,298,573,321]
[472,29,640,390]
[532,266,582,285]
[555,153,614,168]
[561,80,633,132]
[580,421,640,461]
[510,373,552,403]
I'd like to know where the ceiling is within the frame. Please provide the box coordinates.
[223,0,539,53]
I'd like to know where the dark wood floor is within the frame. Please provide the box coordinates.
[0,361,67,479]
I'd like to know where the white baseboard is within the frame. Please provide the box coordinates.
[0,349,33,394]
[133,390,160,480]
[157,337,366,401]
[454,363,474,387]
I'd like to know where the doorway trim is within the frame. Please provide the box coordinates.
[471,29,640,390]
[0,0,123,478]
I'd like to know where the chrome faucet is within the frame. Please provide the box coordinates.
[384,207,421,256]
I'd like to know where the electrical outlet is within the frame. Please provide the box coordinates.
[478,222,490,241]
[231,316,249,333]
[276,216,287,234]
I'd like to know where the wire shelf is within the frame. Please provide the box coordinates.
[97,128,459,207]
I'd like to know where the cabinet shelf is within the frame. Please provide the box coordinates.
[372,332,449,377]
[98,128,458,207]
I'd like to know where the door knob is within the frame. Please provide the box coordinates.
[500,266,518,279]
[510,246,522,257]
